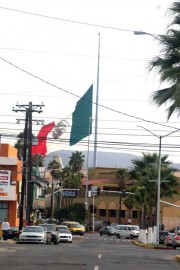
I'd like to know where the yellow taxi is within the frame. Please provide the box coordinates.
[61,221,85,236]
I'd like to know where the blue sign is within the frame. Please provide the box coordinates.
[63,191,76,197]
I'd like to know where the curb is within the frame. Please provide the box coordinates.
[131,240,173,250]
[0,240,16,244]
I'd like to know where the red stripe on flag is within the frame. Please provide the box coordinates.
[32,121,55,156]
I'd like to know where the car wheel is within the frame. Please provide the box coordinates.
[53,240,58,245]
[100,232,102,236]
[130,235,134,239]
[117,234,121,239]
[108,233,111,236]
[159,234,166,241]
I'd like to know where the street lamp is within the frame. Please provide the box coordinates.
[138,125,180,244]
[134,30,161,41]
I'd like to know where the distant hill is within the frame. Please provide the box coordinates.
[45,150,140,169]
[45,150,180,170]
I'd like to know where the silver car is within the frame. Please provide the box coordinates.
[172,230,180,249]
[164,232,175,246]
[19,226,47,244]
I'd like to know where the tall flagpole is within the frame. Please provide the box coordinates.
[85,117,92,211]
[93,33,100,168]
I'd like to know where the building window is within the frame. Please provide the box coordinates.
[120,210,125,218]
[109,210,116,217]
[0,202,9,223]
[89,205,97,214]
[132,210,138,219]
[99,209,106,217]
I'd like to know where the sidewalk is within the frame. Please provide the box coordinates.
[0,239,15,244]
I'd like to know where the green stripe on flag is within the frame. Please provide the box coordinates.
[70,84,93,146]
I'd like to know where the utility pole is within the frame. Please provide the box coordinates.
[13,102,44,229]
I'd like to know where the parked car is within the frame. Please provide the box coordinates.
[61,221,85,236]
[164,232,175,246]
[56,225,68,231]
[93,220,111,231]
[99,226,117,236]
[172,230,180,249]
[57,229,72,243]
[38,224,59,244]
[19,226,47,244]
[129,225,139,239]
[159,231,169,244]
[7,226,19,239]
[116,225,139,239]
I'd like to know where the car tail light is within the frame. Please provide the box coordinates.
[167,235,171,240]
[175,236,180,240]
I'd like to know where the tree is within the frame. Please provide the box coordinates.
[47,158,62,180]
[47,157,62,220]
[149,2,180,119]
[68,151,85,173]
[14,132,44,166]
[14,132,24,160]
[116,168,129,223]
[127,152,178,228]
[54,203,86,224]
[116,168,129,188]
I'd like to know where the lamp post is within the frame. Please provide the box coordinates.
[134,30,161,41]
[138,125,180,244]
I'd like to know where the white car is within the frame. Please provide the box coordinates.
[129,225,139,239]
[56,225,68,231]
[116,225,139,239]
[57,229,72,243]
[19,226,47,244]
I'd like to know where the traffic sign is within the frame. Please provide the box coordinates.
[91,186,97,196]
[63,191,76,197]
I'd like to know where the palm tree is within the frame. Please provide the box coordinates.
[116,168,129,223]
[127,152,178,227]
[149,2,180,119]
[68,151,85,173]
[47,157,62,221]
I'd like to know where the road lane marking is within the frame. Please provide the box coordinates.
[98,254,102,258]
[94,266,99,270]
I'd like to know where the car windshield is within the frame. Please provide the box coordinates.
[23,227,43,233]
[131,226,139,230]
[56,226,67,230]
[40,224,55,232]
[71,224,81,228]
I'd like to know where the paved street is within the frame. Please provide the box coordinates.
[0,234,180,270]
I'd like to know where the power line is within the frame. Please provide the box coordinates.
[0,55,178,132]
[0,6,154,34]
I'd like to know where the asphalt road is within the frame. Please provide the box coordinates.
[0,233,180,270]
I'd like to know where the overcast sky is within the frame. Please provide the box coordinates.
[1,0,180,165]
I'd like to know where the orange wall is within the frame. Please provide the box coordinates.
[0,144,18,157]
[0,144,22,227]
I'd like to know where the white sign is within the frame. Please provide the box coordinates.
[0,170,16,201]
[91,186,97,196]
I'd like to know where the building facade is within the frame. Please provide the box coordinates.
[0,144,22,228]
